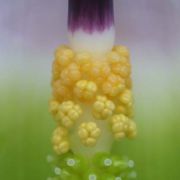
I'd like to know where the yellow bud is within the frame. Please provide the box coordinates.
[126,120,137,138]
[93,96,115,120]
[56,101,82,128]
[52,126,70,155]
[49,100,59,116]
[74,80,97,102]
[78,122,101,147]
[107,51,121,64]
[120,89,133,105]
[113,45,130,59]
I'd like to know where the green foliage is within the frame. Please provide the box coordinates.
[48,152,136,179]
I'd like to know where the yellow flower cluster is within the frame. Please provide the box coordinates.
[55,101,82,128]
[102,73,125,97]
[50,45,137,153]
[60,63,81,86]
[119,89,133,105]
[90,61,111,84]
[49,100,59,116]
[93,96,115,119]
[74,80,97,102]
[52,126,70,155]
[55,46,74,67]
[78,122,101,147]
[75,52,92,73]
[110,114,137,140]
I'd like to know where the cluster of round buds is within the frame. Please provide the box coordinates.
[55,46,74,67]
[74,52,92,73]
[52,126,70,155]
[116,89,134,117]
[119,89,133,105]
[110,114,137,140]
[74,80,97,102]
[93,96,115,119]
[52,60,61,82]
[113,45,130,59]
[90,61,111,84]
[111,60,131,79]
[52,80,72,102]
[50,45,137,154]
[78,122,101,147]
[60,63,81,86]
[49,100,59,117]
[55,101,82,128]
[52,46,74,82]
[102,73,125,97]
[107,48,131,78]
[126,120,137,138]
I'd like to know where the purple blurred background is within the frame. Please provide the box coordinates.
[1,0,179,77]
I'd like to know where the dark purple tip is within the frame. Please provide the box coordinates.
[68,0,114,33]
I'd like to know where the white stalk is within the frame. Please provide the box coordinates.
[68,26,115,59]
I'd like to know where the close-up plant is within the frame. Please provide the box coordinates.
[0,0,180,180]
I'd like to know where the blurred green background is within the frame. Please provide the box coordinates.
[1,0,180,179]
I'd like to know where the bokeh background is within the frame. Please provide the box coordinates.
[0,0,180,179]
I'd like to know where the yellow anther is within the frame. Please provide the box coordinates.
[111,62,131,78]
[115,105,127,115]
[55,46,74,67]
[110,114,129,139]
[75,52,91,64]
[113,45,130,59]
[74,80,97,101]
[52,80,72,101]
[110,114,137,140]
[126,103,134,118]
[126,120,137,138]
[55,101,82,128]
[52,126,70,155]
[91,62,111,82]
[52,60,62,82]
[49,100,59,116]
[93,96,115,119]
[102,74,125,97]
[60,63,81,85]
[107,51,121,64]
[78,122,101,147]
[119,89,133,105]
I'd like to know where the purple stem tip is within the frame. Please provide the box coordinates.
[68,0,114,33]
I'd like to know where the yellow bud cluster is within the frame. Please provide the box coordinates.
[50,45,137,151]
[93,96,115,119]
[78,122,101,147]
[55,46,74,67]
[75,52,92,74]
[52,60,61,82]
[55,101,82,128]
[74,80,97,102]
[49,100,59,116]
[52,126,70,155]
[110,114,136,140]
[107,50,131,78]
[52,80,72,102]
[119,89,133,105]
[90,62,111,84]
[126,120,137,138]
[102,73,125,97]
[60,63,81,86]
[113,45,130,59]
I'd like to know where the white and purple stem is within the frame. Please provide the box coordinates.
[68,0,115,58]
